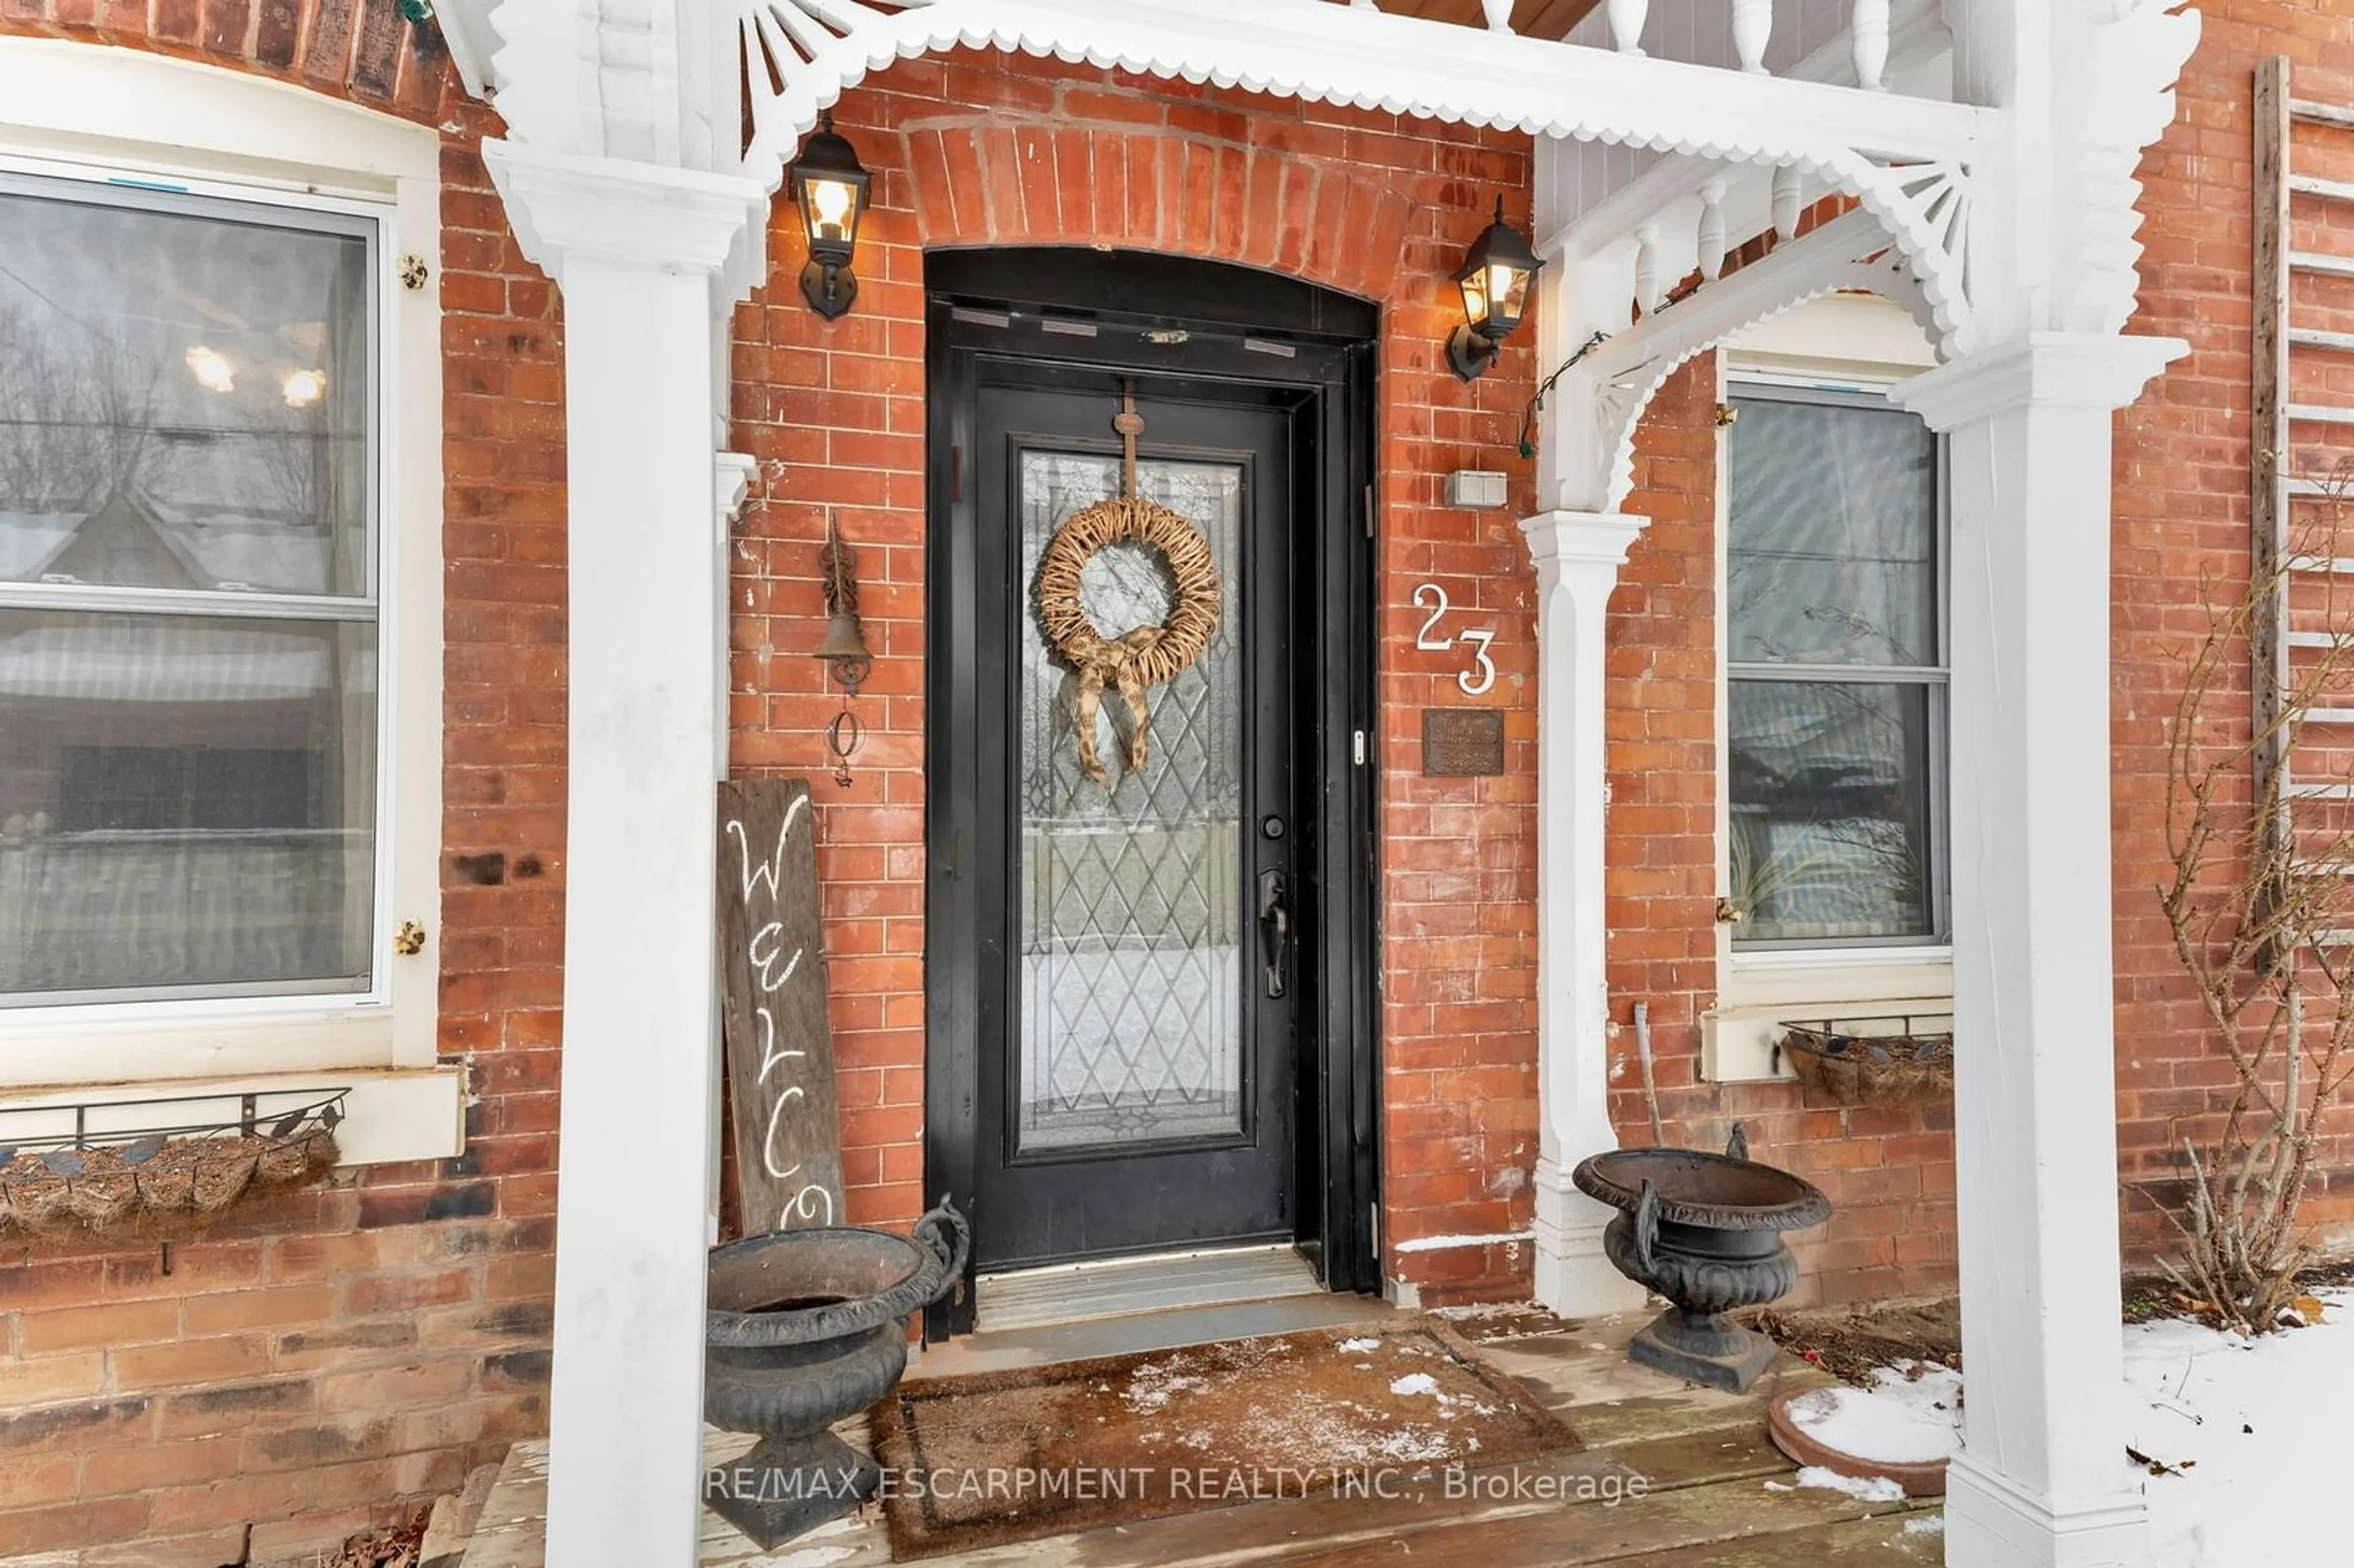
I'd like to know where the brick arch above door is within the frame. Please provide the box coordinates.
[4,1,460,121]
[900,121,1421,305]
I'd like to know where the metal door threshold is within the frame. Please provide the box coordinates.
[974,1242,1320,1333]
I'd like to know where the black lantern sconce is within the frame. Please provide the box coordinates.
[1447,197,1545,383]
[788,112,872,320]
[814,519,872,787]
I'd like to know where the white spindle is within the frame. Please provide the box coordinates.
[1732,0,1772,74]
[1634,223,1661,317]
[1850,0,1889,90]
[1606,0,1648,55]
[1771,165,1802,241]
[1482,0,1514,29]
[1697,181,1727,282]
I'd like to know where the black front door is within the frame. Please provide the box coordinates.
[924,249,1383,1335]
[967,382,1297,1268]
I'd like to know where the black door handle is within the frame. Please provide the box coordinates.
[1257,868,1289,999]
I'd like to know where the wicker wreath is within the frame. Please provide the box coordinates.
[1035,495,1221,785]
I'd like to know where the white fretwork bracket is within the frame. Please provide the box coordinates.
[2049,0,2203,340]
[1555,207,1935,513]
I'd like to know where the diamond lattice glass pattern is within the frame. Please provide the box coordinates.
[1018,451,1244,1151]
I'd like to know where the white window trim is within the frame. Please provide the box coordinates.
[0,40,454,1159]
[1705,294,1951,1081]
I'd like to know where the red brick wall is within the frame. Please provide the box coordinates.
[0,10,563,1564]
[2114,4,2354,1259]
[4,0,449,115]
[725,50,1547,1296]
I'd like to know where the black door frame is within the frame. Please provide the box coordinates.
[922,248,1381,1337]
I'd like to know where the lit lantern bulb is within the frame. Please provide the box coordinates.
[185,345,235,394]
[282,368,326,408]
[809,177,856,245]
[1488,263,1518,311]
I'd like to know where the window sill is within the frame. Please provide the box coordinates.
[1704,948,1954,1084]
[1720,945,1952,1010]
[0,997,434,1092]
[0,1064,463,1166]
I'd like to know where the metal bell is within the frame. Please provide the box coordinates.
[814,611,872,695]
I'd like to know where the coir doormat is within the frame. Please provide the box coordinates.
[868,1317,1576,1558]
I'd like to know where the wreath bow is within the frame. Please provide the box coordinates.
[1070,625,1165,785]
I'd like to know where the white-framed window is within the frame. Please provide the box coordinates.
[0,170,384,1008]
[0,39,453,1161]
[1723,381,1949,951]
[1699,294,1954,1081]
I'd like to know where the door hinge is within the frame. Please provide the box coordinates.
[950,444,964,505]
[1369,1201,1380,1255]
[1364,483,1376,539]
[1353,729,1367,766]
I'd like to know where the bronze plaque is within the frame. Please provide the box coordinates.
[1422,708,1506,777]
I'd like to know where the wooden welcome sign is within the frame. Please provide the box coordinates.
[717,779,847,1235]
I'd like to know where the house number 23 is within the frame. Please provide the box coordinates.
[1412,584,1497,697]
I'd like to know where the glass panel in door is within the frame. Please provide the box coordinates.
[1016,451,1244,1153]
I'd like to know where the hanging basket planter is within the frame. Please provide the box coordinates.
[0,1089,345,1244]
[1777,1017,1954,1108]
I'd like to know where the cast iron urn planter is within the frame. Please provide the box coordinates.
[1573,1128,1830,1393]
[704,1196,968,1548]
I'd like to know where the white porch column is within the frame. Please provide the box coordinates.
[1898,332,2184,1568]
[485,141,769,1568]
[1520,510,1653,1317]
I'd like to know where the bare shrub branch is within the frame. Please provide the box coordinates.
[2158,459,2354,1333]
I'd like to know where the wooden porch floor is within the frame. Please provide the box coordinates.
[460,1298,1946,1567]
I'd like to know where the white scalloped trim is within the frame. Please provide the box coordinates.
[703,1,1989,367]
[725,1,1989,194]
